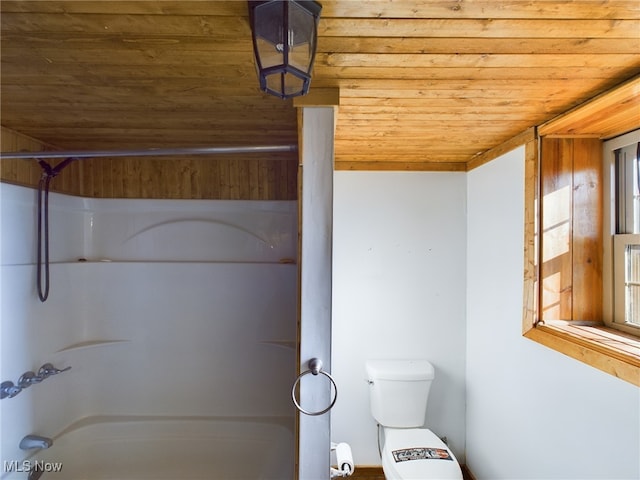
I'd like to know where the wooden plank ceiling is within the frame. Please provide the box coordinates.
[1,1,639,171]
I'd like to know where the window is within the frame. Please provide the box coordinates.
[613,238,640,327]
[520,76,640,387]
[606,132,640,335]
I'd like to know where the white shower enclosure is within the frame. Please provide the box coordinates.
[0,183,298,479]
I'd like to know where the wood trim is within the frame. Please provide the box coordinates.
[522,134,539,333]
[462,464,478,480]
[348,466,384,480]
[336,161,466,171]
[546,321,640,361]
[524,325,640,386]
[293,88,340,108]
[523,77,640,386]
[466,127,536,171]
[538,75,640,138]
[524,132,640,386]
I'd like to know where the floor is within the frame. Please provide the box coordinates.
[350,467,385,480]
[350,465,475,480]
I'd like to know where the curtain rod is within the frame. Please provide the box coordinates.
[0,144,298,160]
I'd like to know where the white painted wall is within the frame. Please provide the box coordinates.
[466,147,640,479]
[332,158,639,479]
[0,184,297,470]
[331,171,468,466]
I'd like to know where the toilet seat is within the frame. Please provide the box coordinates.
[382,428,463,480]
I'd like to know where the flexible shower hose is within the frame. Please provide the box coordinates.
[36,158,76,302]
[37,171,52,301]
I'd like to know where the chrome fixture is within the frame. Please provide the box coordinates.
[19,435,53,450]
[248,0,322,99]
[291,357,337,416]
[0,381,21,399]
[19,371,44,387]
[0,144,297,160]
[37,363,71,377]
[1,363,71,400]
[28,468,45,480]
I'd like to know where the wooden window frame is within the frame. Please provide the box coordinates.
[520,76,640,386]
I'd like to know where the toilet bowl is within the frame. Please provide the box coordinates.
[366,360,463,480]
[381,428,462,480]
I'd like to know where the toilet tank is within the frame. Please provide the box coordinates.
[366,359,435,428]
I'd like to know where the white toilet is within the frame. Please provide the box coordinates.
[366,359,463,480]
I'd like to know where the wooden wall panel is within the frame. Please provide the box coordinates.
[77,155,298,200]
[1,127,297,200]
[540,137,603,322]
[571,139,604,320]
[540,138,574,320]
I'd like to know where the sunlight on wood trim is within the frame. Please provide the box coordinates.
[522,132,539,333]
[466,127,536,172]
[521,87,640,386]
[524,325,640,386]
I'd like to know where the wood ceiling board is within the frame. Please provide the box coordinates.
[1,0,638,171]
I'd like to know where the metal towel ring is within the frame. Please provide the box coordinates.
[291,358,337,416]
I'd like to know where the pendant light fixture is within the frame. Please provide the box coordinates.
[248,0,322,99]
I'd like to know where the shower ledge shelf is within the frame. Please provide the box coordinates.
[56,340,130,353]
[259,340,296,350]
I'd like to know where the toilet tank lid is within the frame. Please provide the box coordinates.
[366,359,435,381]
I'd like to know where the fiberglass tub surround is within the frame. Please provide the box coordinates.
[0,183,297,479]
[3,417,294,480]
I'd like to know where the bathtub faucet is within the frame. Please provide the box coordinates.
[19,435,52,450]
[28,468,45,480]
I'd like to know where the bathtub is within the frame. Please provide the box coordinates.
[2,416,294,480]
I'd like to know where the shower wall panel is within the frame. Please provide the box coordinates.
[0,183,297,467]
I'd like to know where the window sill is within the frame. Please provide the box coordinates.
[524,321,640,386]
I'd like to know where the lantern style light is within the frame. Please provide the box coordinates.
[248,0,322,99]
